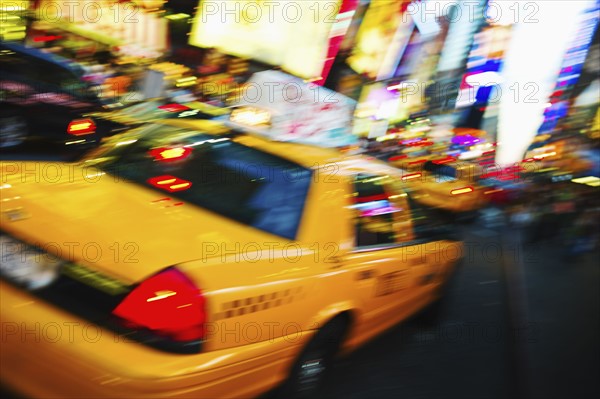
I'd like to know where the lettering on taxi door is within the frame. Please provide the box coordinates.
[374,270,409,297]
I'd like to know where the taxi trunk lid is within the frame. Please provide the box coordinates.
[0,162,289,284]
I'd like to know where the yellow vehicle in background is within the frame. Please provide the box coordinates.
[401,157,489,215]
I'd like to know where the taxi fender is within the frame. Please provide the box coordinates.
[305,300,359,333]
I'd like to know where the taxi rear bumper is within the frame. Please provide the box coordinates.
[0,282,313,399]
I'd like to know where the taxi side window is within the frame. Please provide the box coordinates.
[351,174,396,247]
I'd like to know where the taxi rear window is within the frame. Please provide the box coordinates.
[88,125,312,240]
[424,161,458,181]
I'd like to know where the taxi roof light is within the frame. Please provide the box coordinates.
[451,186,474,195]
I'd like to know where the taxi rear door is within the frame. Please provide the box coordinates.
[343,174,442,337]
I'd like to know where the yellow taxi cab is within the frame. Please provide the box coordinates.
[523,139,595,176]
[401,156,489,214]
[0,119,462,399]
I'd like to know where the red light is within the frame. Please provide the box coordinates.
[67,119,96,135]
[148,175,192,192]
[499,174,518,181]
[408,159,427,165]
[432,156,456,165]
[33,35,62,42]
[149,146,192,162]
[356,193,389,203]
[158,103,191,113]
[112,268,206,342]
[402,138,432,147]
[389,155,407,162]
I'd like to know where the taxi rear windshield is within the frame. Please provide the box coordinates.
[423,161,458,181]
[85,124,312,240]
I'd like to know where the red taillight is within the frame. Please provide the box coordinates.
[112,268,206,342]
[34,35,62,42]
[67,119,96,135]
[408,159,427,165]
[158,103,191,113]
[356,193,388,203]
[389,155,407,162]
[432,156,456,164]
[148,175,192,192]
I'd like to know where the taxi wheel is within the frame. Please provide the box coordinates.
[281,315,350,399]
[0,114,28,148]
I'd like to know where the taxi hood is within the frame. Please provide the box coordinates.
[0,162,289,284]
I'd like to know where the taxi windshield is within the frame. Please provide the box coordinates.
[82,124,313,240]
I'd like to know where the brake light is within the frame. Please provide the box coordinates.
[34,35,62,42]
[67,119,96,135]
[112,268,206,342]
[149,146,192,162]
[389,155,407,162]
[158,103,191,113]
[408,159,427,165]
[356,193,388,203]
[432,156,456,164]
[451,186,474,195]
[148,175,192,192]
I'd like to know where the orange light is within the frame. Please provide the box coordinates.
[67,119,96,136]
[389,155,407,162]
[484,189,504,195]
[432,156,456,164]
[149,147,192,162]
[402,173,422,181]
[451,187,474,195]
[148,176,192,193]
[408,159,427,165]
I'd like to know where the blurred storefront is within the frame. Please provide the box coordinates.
[31,0,169,58]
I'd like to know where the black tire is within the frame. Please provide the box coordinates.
[0,113,28,148]
[279,315,350,399]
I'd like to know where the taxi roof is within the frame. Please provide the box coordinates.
[156,119,398,178]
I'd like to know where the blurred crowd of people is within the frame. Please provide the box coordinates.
[507,181,599,258]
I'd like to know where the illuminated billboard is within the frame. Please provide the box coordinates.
[347,1,411,80]
[189,0,343,79]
